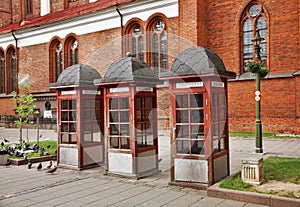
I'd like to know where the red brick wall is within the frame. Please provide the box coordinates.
[0,97,15,116]
[228,77,299,134]
[206,0,300,75]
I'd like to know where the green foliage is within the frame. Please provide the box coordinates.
[220,157,300,199]
[12,75,39,128]
[219,173,254,192]
[264,157,300,184]
[229,132,300,138]
[245,60,269,77]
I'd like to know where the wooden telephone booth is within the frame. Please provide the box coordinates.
[49,64,104,169]
[161,47,236,187]
[95,55,160,178]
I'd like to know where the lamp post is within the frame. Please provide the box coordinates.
[252,29,264,153]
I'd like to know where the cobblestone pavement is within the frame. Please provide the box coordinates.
[1,128,299,207]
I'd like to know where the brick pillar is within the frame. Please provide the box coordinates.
[178,0,207,47]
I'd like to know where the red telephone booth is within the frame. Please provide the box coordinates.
[95,55,161,178]
[50,64,104,169]
[161,47,236,187]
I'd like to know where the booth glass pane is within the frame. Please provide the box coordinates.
[120,98,129,109]
[121,137,130,149]
[190,94,203,108]
[93,132,101,142]
[176,125,189,138]
[176,95,188,108]
[61,134,69,143]
[70,123,76,132]
[191,140,205,155]
[61,123,68,132]
[191,125,204,139]
[176,140,189,154]
[62,100,68,109]
[110,124,119,135]
[136,97,142,109]
[84,122,92,131]
[110,111,119,122]
[213,139,219,153]
[110,137,119,148]
[84,133,92,142]
[110,98,118,110]
[191,109,203,123]
[70,100,76,110]
[69,111,76,121]
[70,134,76,144]
[176,110,188,123]
[61,111,68,121]
[145,97,153,108]
[120,111,129,122]
[120,124,129,136]
[220,138,225,151]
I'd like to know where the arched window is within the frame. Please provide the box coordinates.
[26,0,33,14]
[49,39,63,83]
[0,50,5,93]
[64,37,78,68]
[242,3,268,71]
[148,19,167,77]
[6,47,17,93]
[125,22,144,61]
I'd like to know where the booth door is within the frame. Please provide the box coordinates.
[59,99,78,166]
[175,93,205,156]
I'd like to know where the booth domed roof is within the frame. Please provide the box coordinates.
[50,64,101,87]
[162,46,235,77]
[99,56,159,83]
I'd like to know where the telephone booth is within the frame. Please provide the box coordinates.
[49,64,104,169]
[160,47,236,187]
[95,55,160,178]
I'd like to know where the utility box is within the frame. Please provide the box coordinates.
[241,157,264,185]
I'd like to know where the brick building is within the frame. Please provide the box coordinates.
[0,0,299,134]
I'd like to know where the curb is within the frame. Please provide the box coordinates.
[207,183,300,207]
[9,155,56,165]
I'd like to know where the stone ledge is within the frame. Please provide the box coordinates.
[207,182,300,207]
[9,155,56,166]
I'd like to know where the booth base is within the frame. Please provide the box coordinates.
[107,168,161,179]
[168,180,208,190]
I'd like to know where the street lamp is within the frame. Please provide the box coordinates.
[252,29,264,153]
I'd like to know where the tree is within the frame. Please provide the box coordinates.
[12,75,39,145]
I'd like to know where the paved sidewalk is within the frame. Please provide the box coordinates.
[0,128,300,207]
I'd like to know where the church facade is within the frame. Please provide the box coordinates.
[0,0,299,134]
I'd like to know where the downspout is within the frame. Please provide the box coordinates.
[11,31,19,94]
[116,6,124,57]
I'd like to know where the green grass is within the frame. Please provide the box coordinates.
[229,132,300,138]
[264,157,300,184]
[219,173,256,192]
[7,140,57,159]
[219,156,300,199]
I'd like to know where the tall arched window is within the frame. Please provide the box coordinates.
[64,37,78,68]
[242,3,268,71]
[6,47,17,93]
[148,19,167,77]
[49,39,63,83]
[125,22,144,61]
[0,50,5,93]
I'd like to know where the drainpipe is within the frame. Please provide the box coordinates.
[116,6,124,57]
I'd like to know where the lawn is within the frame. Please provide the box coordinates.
[229,132,300,138]
[219,156,300,199]
[7,140,57,159]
